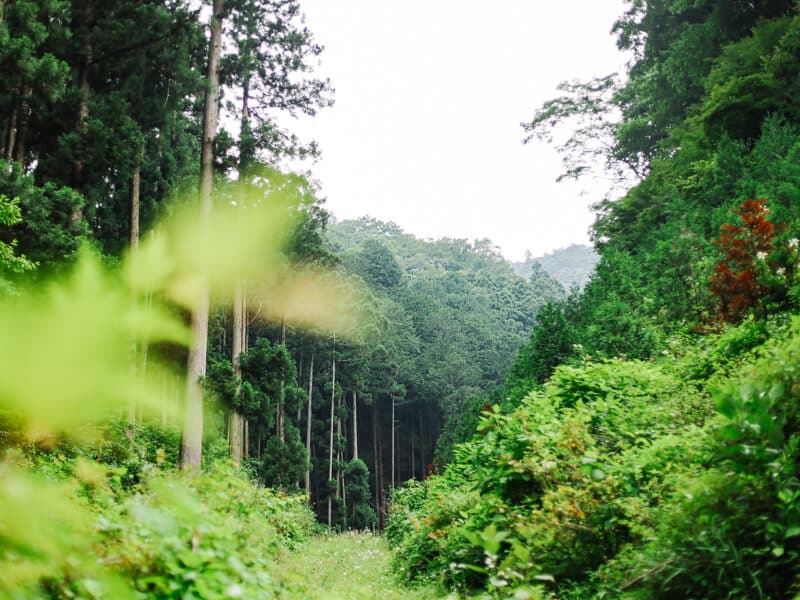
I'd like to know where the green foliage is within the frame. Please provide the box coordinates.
[0,161,88,271]
[344,459,377,530]
[507,300,576,395]
[598,318,800,598]
[94,463,315,598]
[0,190,35,292]
[388,335,731,597]
[390,314,800,598]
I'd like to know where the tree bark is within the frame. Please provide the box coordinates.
[304,352,314,494]
[13,84,32,166]
[411,415,415,480]
[336,393,343,510]
[229,283,244,465]
[372,404,379,521]
[180,0,225,471]
[72,0,95,202]
[376,405,384,529]
[130,160,141,250]
[391,395,395,488]
[352,390,358,461]
[327,335,336,527]
[419,409,425,478]
[278,318,286,443]
[5,94,18,163]
[296,354,304,422]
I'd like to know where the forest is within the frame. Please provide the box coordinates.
[3,0,800,598]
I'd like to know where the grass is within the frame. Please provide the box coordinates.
[273,531,447,599]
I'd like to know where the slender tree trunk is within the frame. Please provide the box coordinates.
[372,404,379,505]
[327,335,336,527]
[296,354,304,422]
[231,43,249,461]
[419,409,425,478]
[229,284,244,465]
[411,416,415,480]
[180,0,225,470]
[391,396,396,488]
[5,93,18,163]
[352,390,358,461]
[304,353,314,494]
[244,418,249,458]
[340,403,347,525]
[337,394,343,515]
[13,84,31,166]
[377,406,384,529]
[130,161,141,249]
[72,0,95,203]
[278,318,286,443]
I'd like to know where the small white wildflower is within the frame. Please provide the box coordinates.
[789,238,799,249]
[757,251,768,260]
[777,267,786,276]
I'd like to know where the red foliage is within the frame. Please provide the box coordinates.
[710,199,776,322]
[424,463,437,479]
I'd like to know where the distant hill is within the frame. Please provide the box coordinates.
[513,244,599,291]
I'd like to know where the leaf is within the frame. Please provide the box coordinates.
[785,526,800,538]
[718,425,742,441]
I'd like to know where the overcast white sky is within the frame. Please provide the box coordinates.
[291,1,629,260]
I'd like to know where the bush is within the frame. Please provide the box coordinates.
[388,357,713,597]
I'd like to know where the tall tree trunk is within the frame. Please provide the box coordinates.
[72,0,95,205]
[130,159,141,250]
[352,390,358,461]
[419,409,425,478]
[376,406,384,529]
[372,404,379,505]
[411,415,415,480]
[327,335,336,527]
[13,83,32,166]
[244,418,249,458]
[229,283,244,465]
[5,92,18,163]
[278,318,286,443]
[336,393,343,515]
[239,56,253,171]
[340,401,346,525]
[304,353,314,494]
[391,395,395,488]
[296,354,304,422]
[180,0,225,471]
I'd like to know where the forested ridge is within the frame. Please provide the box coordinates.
[4,0,800,598]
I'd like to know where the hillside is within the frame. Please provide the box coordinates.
[513,244,599,290]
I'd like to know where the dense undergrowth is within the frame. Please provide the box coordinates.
[388,316,800,598]
[0,424,317,598]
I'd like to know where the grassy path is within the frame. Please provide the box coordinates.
[273,531,446,599]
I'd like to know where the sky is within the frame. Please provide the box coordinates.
[290,1,630,260]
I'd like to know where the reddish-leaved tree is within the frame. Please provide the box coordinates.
[710,199,777,322]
